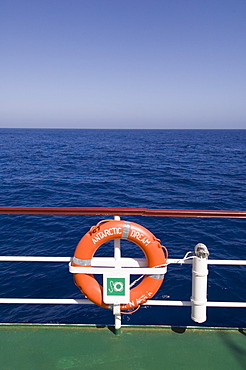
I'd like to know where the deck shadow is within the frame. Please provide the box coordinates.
[238,328,246,336]
[95,324,118,334]
[171,326,187,334]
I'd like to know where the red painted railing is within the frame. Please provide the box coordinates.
[0,207,246,218]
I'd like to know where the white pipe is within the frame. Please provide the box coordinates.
[113,214,121,268]
[0,256,245,266]
[207,260,246,265]
[0,298,90,304]
[0,298,245,307]
[191,244,209,323]
[0,256,72,262]
[143,300,191,306]
[144,300,246,308]
[113,304,121,331]
[113,215,122,331]
[69,264,167,275]
[206,301,246,307]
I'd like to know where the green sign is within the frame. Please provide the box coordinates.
[107,277,125,296]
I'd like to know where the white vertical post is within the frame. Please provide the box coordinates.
[113,303,121,333]
[114,215,121,333]
[191,243,209,323]
[114,215,121,269]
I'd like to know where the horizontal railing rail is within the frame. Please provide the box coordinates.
[0,256,245,308]
[0,206,246,218]
[0,256,245,310]
[1,256,246,265]
[0,298,245,308]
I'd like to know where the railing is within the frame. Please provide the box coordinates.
[1,206,246,218]
[0,207,245,332]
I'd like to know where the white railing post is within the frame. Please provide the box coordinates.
[191,243,209,323]
[114,215,122,334]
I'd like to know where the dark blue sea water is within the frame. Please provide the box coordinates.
[0,128,245,327]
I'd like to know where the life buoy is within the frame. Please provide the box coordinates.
[72,220,167,310]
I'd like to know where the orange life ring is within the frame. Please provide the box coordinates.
[72,220,167,310]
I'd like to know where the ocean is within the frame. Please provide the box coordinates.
[0,128,245,327]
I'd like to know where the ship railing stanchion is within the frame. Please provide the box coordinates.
[114,215,122,335]
[191,243,209,323]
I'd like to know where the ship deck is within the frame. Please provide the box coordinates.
[0,324,245,369]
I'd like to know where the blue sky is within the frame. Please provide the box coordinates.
[1,0,246,129]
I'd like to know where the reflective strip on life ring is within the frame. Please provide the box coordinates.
[72,220,167,310]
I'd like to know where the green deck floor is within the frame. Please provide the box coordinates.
[0,325,245,369]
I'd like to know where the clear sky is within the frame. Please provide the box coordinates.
[1,0,246,129]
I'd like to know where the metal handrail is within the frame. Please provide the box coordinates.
[0,206,246,218]
[0,256,245,309]
[0,256,246,265]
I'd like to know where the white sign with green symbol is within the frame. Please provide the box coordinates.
[103,273,130,304]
